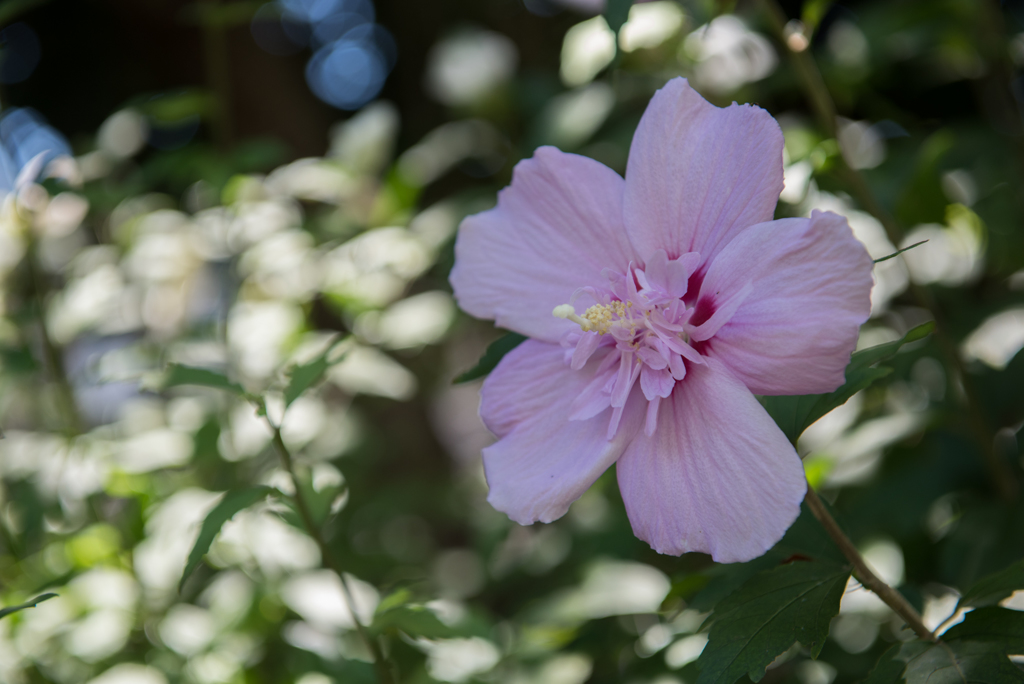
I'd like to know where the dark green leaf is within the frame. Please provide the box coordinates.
[942,606,1024,647]
[372,605,457,639]
[801,0,834,33]
[453,332,527,384]
[899,641,1024,683]
[603,0,632,34]
[0,593,58,620]
[696,561,851,684]
[284,337,349,407]
[180,486,276,592]
[958,559,1024,609]
[163,363,247,396]
[874,240,929,264]
[862,644,906,684]
[896,608,1024,684]
[762,322,935,443]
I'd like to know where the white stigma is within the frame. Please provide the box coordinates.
[552,304,593,331]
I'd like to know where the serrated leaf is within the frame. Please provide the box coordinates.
[0,593,58,620]
[763,322,935,443]
[163,363,247,396]
[897,608,1024,684]
[283,337,350,407]
[372,605,457,638]
[604,0,632,34]
[180,486,276,592]
[452,332,526,384]
[862,644,906,684]
[958,559,1024,609]
[696,561,851,684]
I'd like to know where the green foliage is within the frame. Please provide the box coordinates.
[179,486,278,592]
[372,605,458,639]
[696,560,851,684]
[452,331,527,384]
[0,593,58,620]
[162,363,248,397]
[958,559,1024,609]
[604,0,633,34]
[896,609,1024,683]
[763,321,935,443]
[284,337,350,407]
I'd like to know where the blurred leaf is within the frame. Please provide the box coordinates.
[180,486,276,592]
[801,0,834,33]
[696,560,850,684]
[895,130,954,228]
[372,605,457,639]
[163,363,248,397]
[284,337,350,407]
[0,593,58,620]
[958,559,1024,609]
[874,240,928,264]
[897,609,1024,683]
[763,321,935,443]
[604,0,632,34]
[453,332,526,384]
[134,89,214,123]
[862,644,906,684]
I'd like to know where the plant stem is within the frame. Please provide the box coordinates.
[267,420,394,684]
[25,238,84,437]
[757,0,1018,500]
[804,484,936,642]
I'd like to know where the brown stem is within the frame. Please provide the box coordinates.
[267,421,394,684]
[757,0,1018,500]
[804,485,936,642]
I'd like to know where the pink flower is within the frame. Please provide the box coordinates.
[449,78,873,563]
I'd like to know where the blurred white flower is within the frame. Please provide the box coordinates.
[159,604,216,656]
[280,570,379,630]
[97,109,148,159]
[328,344,417,400]
[87,664,168,684]
[684,16,777,94]
[560,16,616,87]
[329,100,399,175]
[962,307,1024,369]
[356,291,456,349]
[665,634,708,669]
[227,300,305,380]
[321,226,433,308]
[619,1,684,53]
[838,118,886,170]
[900,207,984,287]
[422,637,501,683]
[537,82,615,149]
[547,560,670,621]
[426,29,518,107]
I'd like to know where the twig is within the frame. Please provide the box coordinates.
[757,0,1018,500]
[266,416,394,684]
[804,485,936,642]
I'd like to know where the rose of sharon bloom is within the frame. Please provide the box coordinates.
[449,78,873,563]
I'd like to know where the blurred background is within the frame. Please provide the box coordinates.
[0,0,1023,682]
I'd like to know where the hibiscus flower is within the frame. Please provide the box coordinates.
[449,78,873,563]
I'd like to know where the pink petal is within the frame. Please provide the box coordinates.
[616,359,806,562]
[480,340,645,524]
[450,147,639,342]
[622,78,784,265]
[700,210,874,395]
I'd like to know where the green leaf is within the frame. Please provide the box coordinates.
[372,605,457,639]
[762,322,935,443]
[862,645,906,684]
[958,559,1024,609]
[0,593,58,620]
[695,560,851,684]
[163,363,247,396]
[874,240,929,264]
[452,332,527,384]
[942,606,1024,647]
[800,0,833,33]
[283,337,350,407]
[180,486,276,592]
[896,608,1024,684]
[603,0,632,34]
